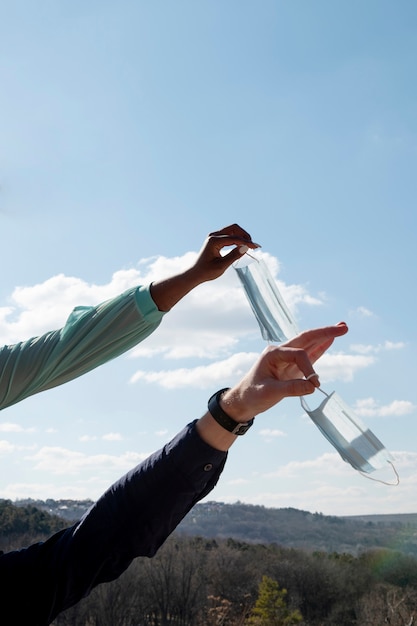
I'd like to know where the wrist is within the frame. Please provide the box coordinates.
[219,388,254,423]
[150,269,201,312]
[208,388,255,435]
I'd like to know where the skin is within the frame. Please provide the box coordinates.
[196,322,349,451]
[147,222,349,454]
[150,224,261,312]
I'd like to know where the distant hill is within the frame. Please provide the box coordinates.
[178,502,417,555]
[14,497,95,522]
[8,498,417,556]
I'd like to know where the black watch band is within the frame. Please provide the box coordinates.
[208,388,254,435]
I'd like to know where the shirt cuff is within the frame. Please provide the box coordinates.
[134,284,166,325]
[165,420,228,494]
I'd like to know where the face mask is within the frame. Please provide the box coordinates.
[234,251,398,485]
[234,256,299,342]
[300,389,399,484]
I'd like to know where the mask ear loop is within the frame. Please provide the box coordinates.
[239,247,260,263]
[358,461,400,486]
[300,382,330,410]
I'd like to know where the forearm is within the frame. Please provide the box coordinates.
[150,268,203,312]
[0,421,227,624]
[74,421,227,560]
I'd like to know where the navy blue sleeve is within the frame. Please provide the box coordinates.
[0,421,227,626]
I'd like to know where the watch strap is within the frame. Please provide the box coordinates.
[208,388,254,435]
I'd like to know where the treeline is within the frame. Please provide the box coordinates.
[49,535,417,626]
[2,500,417,625]
[179,502,417,555]
[10,498,417,556]
[0,499,67,551]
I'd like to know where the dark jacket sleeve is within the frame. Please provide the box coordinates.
[0,421,227,626]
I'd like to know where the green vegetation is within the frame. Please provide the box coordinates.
[246,576,303,625]
[0,499,67,551]
[2,500,417,625]
[10,498,417,556]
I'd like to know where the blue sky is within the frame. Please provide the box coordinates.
[1,1,416,516]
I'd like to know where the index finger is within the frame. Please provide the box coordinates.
[208,224,261,249]
[284,323,348,352]
[277,323,348,373]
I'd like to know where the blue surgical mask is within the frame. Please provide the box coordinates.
[301,389,398,483]
[235,251,398,485]
[234,256,299,342]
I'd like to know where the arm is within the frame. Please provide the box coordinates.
[0,285,162,410]
[0,224,258,411]
[0,421,228,625]
[0,322,348,625]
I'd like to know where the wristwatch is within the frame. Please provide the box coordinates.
[208,388,254,435]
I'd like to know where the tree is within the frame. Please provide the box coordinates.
[356,582,417,626]
[246,576,302,626]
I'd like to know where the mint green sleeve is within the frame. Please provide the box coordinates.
[0,285,165,411]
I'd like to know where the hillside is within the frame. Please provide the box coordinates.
[7,498,417,556]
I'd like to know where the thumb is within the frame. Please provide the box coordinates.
[221,245,249,268]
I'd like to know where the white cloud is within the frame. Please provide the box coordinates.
[218,449,417,515]
[102,432,123,441]
[263,452,350,479]
[218,482,370,515]
[0,480,103,501]
[155,429,169,437]
[281,282,323,308]
[354,397,416,418]
[311,352,375,383]
[352,306,375,318]
[391,450,417,469]
[227,477,252,486]
[0,422,35,433]
[351,341,405,355]
[26,446,149,475]
[0,439,15,454]
[0,440,36,455]
[130,352,258,389]
[259,428,286,440]
[130,347,377,392]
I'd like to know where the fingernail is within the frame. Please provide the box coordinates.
[239,245,249,254]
